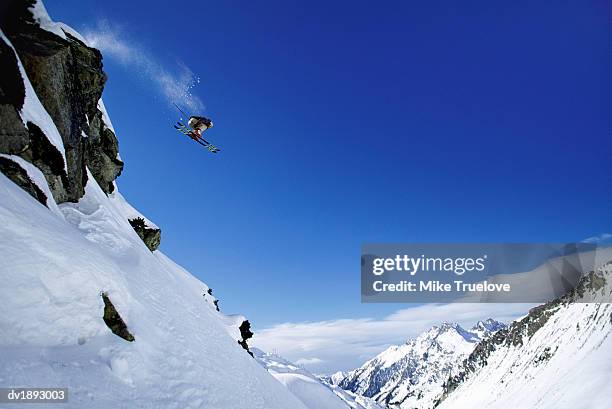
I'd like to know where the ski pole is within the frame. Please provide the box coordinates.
[173,103,190,119]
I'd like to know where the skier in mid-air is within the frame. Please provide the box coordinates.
[173,104,220,153]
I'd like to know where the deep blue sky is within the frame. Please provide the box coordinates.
[46,0,611,328]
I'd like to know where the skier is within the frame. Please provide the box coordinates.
[172,104,219,153]
[173,115,219,153]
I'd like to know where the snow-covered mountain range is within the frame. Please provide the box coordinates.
[336,319,506,408]
[336,249,612,409]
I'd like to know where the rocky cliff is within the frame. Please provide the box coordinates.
[1,0,121,202]
[0,0,161,245]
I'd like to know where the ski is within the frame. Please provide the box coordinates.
[175,122,208,143]
[174,124,220,153]
[176,122,220,152]
[174,123,210,145]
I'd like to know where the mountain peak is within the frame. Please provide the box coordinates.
[424,321,462,337]
[340,318,506,408]
[440,321,459,329]
[471,318,506,333]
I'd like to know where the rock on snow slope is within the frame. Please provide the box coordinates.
[253,348,384,409]
[0,1,308,408]
[338,319,506,408]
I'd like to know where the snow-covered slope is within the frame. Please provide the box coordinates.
[0,166,309,408]
[436,253,612,409]
[253,348,384,409]
[0,3,309,408]
[338,319,505,408]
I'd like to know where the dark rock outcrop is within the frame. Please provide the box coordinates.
[203,288,220,311]
[85,110,123,193]
[0,32,70,201]
[101,292,135,342]
[238,320,254,357]
[0,156,47,205]
[0,34,29,154]
[20,121,69,200]
[129,217,161,251]
[0,0,123,203]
